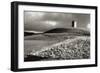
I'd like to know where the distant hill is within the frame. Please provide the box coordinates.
[24,32,35,36]
[44,28,90,36]
[24,31,43,36]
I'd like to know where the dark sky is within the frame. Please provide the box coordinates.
[24,11,90,32]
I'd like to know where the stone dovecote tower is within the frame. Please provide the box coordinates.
[72,20,77,28]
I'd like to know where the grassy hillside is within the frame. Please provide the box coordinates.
[45,28,90,36]
[29,37,90,61]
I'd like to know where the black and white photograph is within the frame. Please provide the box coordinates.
[11,1,97,71]
[24,11,90,62]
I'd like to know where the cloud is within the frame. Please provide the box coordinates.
[24,11,90,32]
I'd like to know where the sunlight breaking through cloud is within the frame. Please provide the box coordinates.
[45,21,57,26]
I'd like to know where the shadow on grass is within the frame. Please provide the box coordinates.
[24,55,49,62]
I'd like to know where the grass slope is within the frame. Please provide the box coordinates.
[29,37,90,61]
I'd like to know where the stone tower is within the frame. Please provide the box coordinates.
[72,20,77,28]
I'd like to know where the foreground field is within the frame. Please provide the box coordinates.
[30,37,90,60]
[24,32,90,61]
[24,33,78,57]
